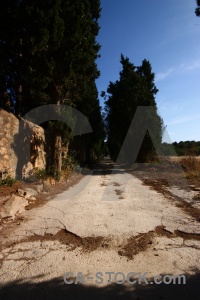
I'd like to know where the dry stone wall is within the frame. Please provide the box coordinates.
[0,109,46,179]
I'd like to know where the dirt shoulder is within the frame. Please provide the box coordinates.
[128,157,200,222]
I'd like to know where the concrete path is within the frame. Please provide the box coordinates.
[0,159,200,299]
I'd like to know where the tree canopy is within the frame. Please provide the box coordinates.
[195,0,200,16]
[0,0,105,175]
[104,54,163,163]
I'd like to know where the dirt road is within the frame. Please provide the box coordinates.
[0,159,200,299]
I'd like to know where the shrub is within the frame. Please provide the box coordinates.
[0,176,17,186]
[180,156,200,172]
[180,155,200,180]
[33,167,61,181]
[62,154,80,172]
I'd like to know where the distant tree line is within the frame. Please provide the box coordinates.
[161,1,200,157]
[0,0,105,177]
[162,141,200,156]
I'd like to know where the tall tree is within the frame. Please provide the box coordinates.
[104,54,163,163]
[0,0,104,175]
[195,0,200,16]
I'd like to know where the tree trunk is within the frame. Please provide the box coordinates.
[54,132,62,176]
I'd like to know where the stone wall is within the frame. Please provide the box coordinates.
[0,109,46,179]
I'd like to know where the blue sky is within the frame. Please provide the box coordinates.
[96,0,200,143]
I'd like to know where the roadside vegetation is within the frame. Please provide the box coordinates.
[162,141,200,156]
[0,0,105,178]
[0,1,199,183]
[32,153,81,182]
[180,155,200,183]
[0,176,17,187]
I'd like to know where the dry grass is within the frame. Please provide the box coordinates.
[180,156,200,182]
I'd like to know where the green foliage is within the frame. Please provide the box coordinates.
[0,0,101,111]
[104,54,163,163]
[33,166,60,181]
[160,143,176,156]
[159,141,200,157]
[195,0,200,16]
[62,153,80,172]
[33,168,48,180]
[0,176,17,187]
[0,0,104,171]
[173,141,200,156]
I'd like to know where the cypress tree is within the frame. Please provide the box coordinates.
[195,0,200,16]
[0,0,104,175]
[105,54,163,163]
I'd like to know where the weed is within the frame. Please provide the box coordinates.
[62,154,80,173]
[33,167,61,181]
[181,156,200,171]
[0,176,17,187]
[180,156,200,181]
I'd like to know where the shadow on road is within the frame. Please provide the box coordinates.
[0,271,200,300]
[91,158,131,176]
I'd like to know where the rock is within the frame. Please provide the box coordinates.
[184,240,200,247]
[16,187,38,200]
[23,188,38,199]
[28,196,37,201]
[177,227,200,234]
[35,184,44,193]
[43,178,56,191]
[0,195,28,220]
[189,185,195,189]
[43,180,52,191]
[16,188,26,197]
[194,187,200,192]
[49,178,56,186]
[164,226,174,234]
[22,162,34,179]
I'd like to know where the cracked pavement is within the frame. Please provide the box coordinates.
[0,159,200,295]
